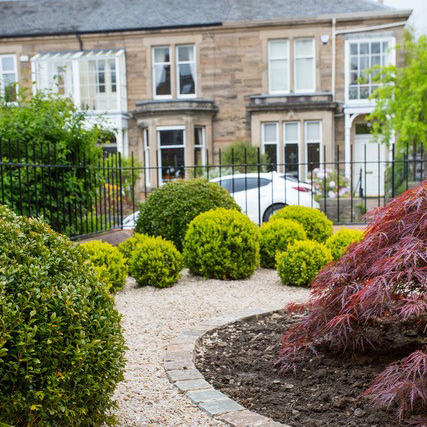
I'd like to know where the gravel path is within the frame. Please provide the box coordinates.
[113,268,309,426]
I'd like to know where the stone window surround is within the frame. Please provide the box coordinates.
[251,109,334,180]
[266,36,316,96]
[151,43,198,100]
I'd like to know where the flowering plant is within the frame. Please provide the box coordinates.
[311,168,351,201]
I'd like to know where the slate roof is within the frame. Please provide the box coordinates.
[0,0,409,38]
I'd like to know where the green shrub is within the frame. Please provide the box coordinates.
[325,228,364,260]
[135,178,240,251]
[183,208,260,280]
[129,236,183,288]
[276,240,333,287]
[0,205,125,426]
[259,219,307,268]
[81,240,128,294]
[118,232,149,263]
[271,205,333,242]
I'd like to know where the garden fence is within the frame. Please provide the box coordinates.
[0,138,425,239]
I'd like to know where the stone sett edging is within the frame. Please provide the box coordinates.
[162,307,292,427]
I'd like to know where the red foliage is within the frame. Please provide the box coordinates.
[279,181,427,424]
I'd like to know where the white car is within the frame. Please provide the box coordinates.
[210,172,319,224]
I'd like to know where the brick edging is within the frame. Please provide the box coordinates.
[162,308,292,427]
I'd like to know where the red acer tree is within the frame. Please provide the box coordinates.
[279,181,427,424]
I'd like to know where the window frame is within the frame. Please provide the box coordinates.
[268,39,290,95]
[283,121,301,178]
[261,122,279,170]
[157,125,186,184]
[344,36,395,104]
[176,44,197,98]
[152,46,172,100]
[0,54,18,101]
[294,38,316,94]
[304,120,322,175]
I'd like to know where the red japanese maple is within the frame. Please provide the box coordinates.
[279,181,427,424]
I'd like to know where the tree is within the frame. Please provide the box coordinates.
[279,182,427,425]
[0,87,111,235]
[368,32,427,151]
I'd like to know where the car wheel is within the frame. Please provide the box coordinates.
[262,203,286,222]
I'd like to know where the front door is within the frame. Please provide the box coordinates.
[353,135,387,197]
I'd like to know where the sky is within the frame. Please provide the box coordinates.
[381,0,427,36]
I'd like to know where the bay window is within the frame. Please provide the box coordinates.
[158,127,185,182]
[295,38,315,93]
[0,55,17,101]
[283,122,300,177]
[80,58,118,110]
[32,50,126,112]
[262,123,278,171]
[153,46,172,97]
[177,45,196,97]
[268,40,289,94]
[347,39,391,100]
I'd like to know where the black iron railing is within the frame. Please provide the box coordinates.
[0,139,425,239]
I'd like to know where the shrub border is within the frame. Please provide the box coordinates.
[162,308,292,427]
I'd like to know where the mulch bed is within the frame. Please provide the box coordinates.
[195,310,411,427]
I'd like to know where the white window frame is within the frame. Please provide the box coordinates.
[194,126,206,166]
[294,38,316,94]
[345,36,396,105]
[304,121,323,175]
[144,128,151,187]
[0,54,18,100]
[157,125,186,184]
[261,122,279,167]
[268,40,290,94]
[283,121,302,178]
[152,46,172,100]
[176,45,197,99]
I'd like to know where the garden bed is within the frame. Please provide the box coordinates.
[195,310,412,427]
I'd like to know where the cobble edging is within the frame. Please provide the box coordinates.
[162,307,292,427]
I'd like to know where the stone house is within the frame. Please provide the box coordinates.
[0,0,411,193]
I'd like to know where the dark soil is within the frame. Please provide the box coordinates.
[195,310,414,427]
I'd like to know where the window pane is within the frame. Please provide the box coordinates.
[110,61,117,93]
[270,59,288,92]
[178,45,194,62]
[154,47,170,63]
[372,42,381,54]
[161,148,185,181]
[159,129,184,146]
[349,86,358,100]
[284,123,298,142]
[264,144,277,171]
[194,147,203,166]
[2,57,14,71]
[307,143,320,172]
[350,71,358,84]
[263,123,277,143]
[178,63,195,95]
[284,144,299,177]
[296,39,314,57]
[154,64,171,95]
[350,56,358,71]
[360,86,369,99]
[194,127,204,146]
[269,40,288,59]
[350,43,358,55]
[306,122,320,141]
[296,58,314,91]
[360,43,369,55]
